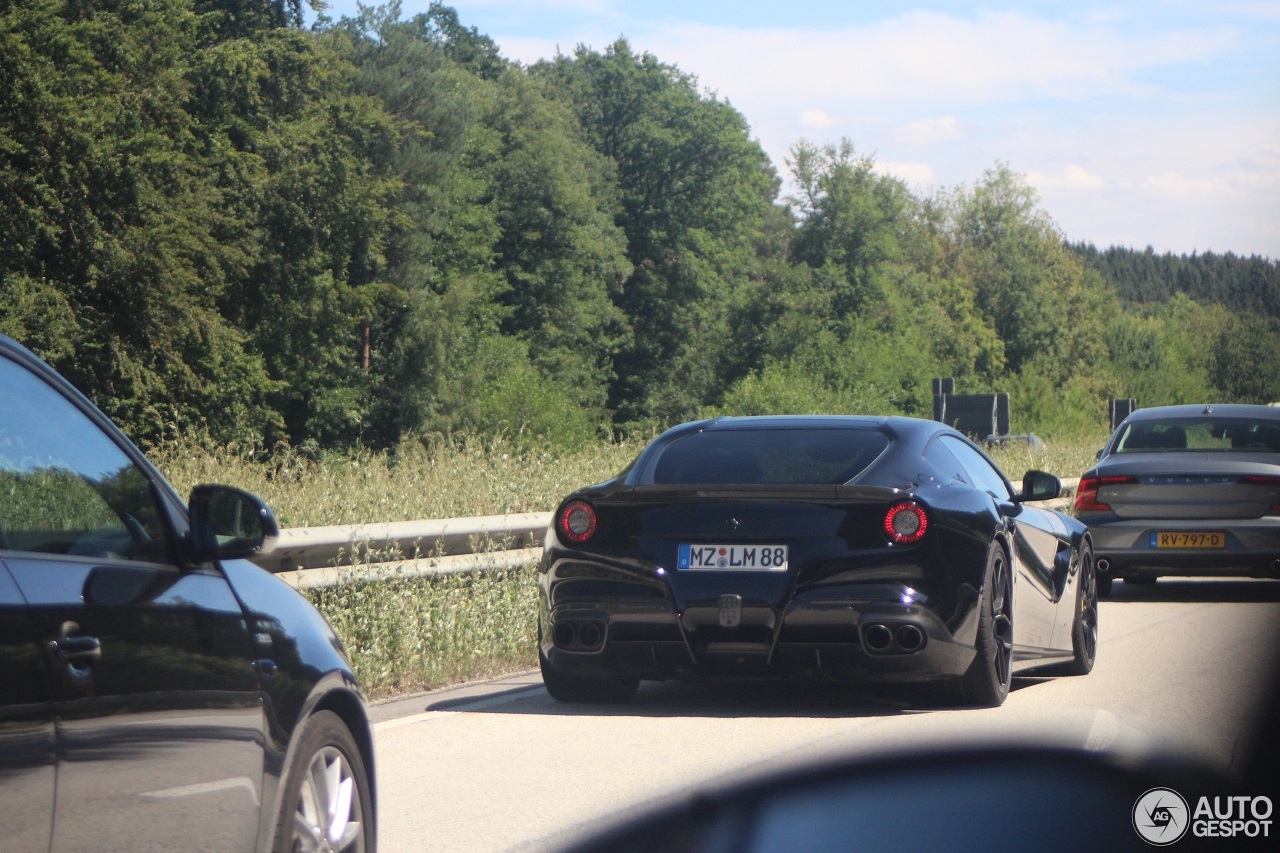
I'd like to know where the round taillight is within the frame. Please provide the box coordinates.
[883,503,928,545]
[557,500,597,544]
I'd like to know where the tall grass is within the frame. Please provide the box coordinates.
[155,435,641,527]
[307,562,542,697]
[984,432,1110,486]
[152,431,1106,700]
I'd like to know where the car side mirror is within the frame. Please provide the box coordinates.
[1095,448,1105,461]
[188,484,279,562]
[1015,470,1061,503]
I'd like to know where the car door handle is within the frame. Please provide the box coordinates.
[50,634,102,663]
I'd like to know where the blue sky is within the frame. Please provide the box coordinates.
[310,1,1280,257]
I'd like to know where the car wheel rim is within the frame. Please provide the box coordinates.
[1080,554,1098,663]
[292,745,365,853]
[991,551,1012,686]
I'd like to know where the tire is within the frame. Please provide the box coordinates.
[1057,543,1098,676]
[1125,575,1157,586]
[273,710,374,853]
[1096,569,1113,598]
[955,540,1014,707]
[539,646,638,703]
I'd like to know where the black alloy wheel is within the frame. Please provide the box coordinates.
[957,541,1014,707]
[1057,543,1098,676]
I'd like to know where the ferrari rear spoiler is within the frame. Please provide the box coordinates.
[584,484,914,504]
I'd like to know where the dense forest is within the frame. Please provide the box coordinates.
[1069,243,1280,319]
[2,0,1277,452]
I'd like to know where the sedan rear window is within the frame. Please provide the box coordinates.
[651,428,890,485]
[1115,417,1280,453]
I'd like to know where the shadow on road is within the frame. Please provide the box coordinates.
[1105,577,1280,604]
[423,674,1064,719]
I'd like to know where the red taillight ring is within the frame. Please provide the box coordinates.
[558,500,597,544]
[884,503,928,545]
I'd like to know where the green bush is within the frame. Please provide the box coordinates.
[306,561,540,697]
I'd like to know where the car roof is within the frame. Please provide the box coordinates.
[690,415,940,434]
[1123,404,1280,423]
[1,332,28,357]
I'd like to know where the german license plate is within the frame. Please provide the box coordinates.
[678,544,788,571]
[1151,531,1226,549]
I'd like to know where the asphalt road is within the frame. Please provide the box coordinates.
[369,578,1280,852]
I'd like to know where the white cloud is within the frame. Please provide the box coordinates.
[644,13,1236,105]
[1026,165,1108,191]
[1232,143,1280,190]
[1142,149,1280,199]
[498,35,572,63]
[895,116,963,146]
[799,109,841,129]
[873,160,937,188]
[1144,172,1228,197]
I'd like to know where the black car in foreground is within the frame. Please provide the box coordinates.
[539,415,1097,708]
[1075,403,1280,595]
[0,334,374,852]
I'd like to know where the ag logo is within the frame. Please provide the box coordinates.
[1133,787,1190,845]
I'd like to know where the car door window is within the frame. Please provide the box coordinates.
[924,438,970,484]
[0,356,169,563]
[940,436,1012,500]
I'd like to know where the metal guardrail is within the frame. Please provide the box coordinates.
[260,479,1081,590]
[254,512,552,573]
[250,512,551,590]
[273,547,543,590]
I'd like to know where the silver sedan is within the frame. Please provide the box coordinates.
[1075,404,1280,594]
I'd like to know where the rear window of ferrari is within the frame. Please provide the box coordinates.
[650,428,890,485]
[1114,417,1280,454]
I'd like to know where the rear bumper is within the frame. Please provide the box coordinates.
[540,591,979,684]
[1086,517,1280,577]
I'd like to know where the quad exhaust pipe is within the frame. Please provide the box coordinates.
[864,624,893,652]
[551,619,607,652]
[895,624,925,652]
[862,622,927,655]
[552,622,576,648]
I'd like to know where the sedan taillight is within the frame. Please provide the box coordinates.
[557,500,598,544]
[1073,476,1137,512]
[1241,475,1280,513]
[883,503,928,545]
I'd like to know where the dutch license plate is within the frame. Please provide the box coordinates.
[1152,531,1226,549]
[678,544,788,571]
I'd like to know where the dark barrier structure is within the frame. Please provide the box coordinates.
[1109,398,1137,431]
[932,379,1010,439]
